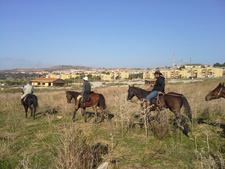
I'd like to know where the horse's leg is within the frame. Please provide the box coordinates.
[29,106,33,118]
[83,108,87,122]
[33,105,36,120]
[73,108,78,122]
[94,106,98,123]
[172,111,180,131]
[99,107,105,123]
[179,115,189,136]
[25,106,28,118]
[173,111,189,136]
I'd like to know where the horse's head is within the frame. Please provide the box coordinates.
[205,83,224,101]
[66,91,73,103]
[127,85,135,101]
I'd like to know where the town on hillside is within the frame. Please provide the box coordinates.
[0,64,224,87]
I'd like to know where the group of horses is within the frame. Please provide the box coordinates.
[21,83,224,135]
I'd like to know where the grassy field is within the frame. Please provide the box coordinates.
[0,80,224,169]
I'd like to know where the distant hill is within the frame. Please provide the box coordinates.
[0,65,91,73]
[44,65,91,71]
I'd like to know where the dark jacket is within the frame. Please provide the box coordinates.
[153,76,165,92]
[81,81,91,95]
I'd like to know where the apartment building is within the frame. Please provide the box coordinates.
[144,67,223,79]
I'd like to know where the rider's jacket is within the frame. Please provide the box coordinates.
[153,76,165,92]
[81,81,91,95]
[21,84,34,99]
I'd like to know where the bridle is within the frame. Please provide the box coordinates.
[66,94,73,102]
[208,86,224,99]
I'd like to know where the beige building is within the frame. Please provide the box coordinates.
[46,74,61,79]
[31,78,65,87]
[60,74,71,80]
[70,74,81,79]
[144,67,223,79]
[143,71,154,79]
[120,71,130,79]
[101,74,112,81]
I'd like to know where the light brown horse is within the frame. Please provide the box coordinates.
[66,91,107,122]
[205,83,225,101]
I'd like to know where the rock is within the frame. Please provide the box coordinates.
[97,162,109,169]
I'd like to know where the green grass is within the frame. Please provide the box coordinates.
[1,110,224,168]
[0,82,225,168]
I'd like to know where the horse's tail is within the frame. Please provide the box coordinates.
[98,94,106,110]
[181,96,192,122]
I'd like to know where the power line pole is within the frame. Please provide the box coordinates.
[172,52,175,68]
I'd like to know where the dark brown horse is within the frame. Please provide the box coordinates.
[66,91,107,122]
[21,94,38,119]
[127,85,192,135]
[205,83,225,101]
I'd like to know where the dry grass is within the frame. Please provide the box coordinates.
[0,80,225,168]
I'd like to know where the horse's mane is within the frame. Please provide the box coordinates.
[132,86,149,93]
[131,86,150,98]
[218,83,224,87]
[211,83,224,92]
[66,91,80,97]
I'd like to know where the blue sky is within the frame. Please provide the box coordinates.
[0,0,225,70]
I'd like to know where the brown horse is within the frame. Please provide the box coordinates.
[66,91,107,122]
[205,83,225,101]
[127,85,192,136]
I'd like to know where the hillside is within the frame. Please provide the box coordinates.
[0,65,91,73]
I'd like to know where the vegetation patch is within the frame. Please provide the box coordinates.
[0,81,224,168]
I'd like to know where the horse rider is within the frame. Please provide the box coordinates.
[146,70,165,105]
[21,81,34,102]
[75,76,91,109]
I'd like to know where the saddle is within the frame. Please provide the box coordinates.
[21,94,32,104]
[150,92,165,106]
[81,91,94,103]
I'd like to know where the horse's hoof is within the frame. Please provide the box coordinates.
[100,118,104,123]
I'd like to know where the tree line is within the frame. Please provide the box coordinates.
[213,62,225,67]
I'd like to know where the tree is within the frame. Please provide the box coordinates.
[213,62,225,67]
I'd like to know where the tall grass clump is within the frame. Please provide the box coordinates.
[54,125,94,169]
[54,124,108,169]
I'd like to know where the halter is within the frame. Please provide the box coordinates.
[209,86,224,99]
